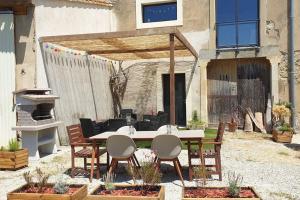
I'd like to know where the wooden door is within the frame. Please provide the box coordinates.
[163,73,187,126]
[207,60,238,126]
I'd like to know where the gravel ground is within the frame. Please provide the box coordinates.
[0,131,299,200]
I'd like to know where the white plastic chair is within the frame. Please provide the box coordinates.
[117,126,136,134]
[157,125,179,134]
[106,135,139,177]
[151,134,184,184]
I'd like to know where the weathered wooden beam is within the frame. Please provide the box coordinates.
[174,29,198,58]
[170,34,176,125]
[87,46,187,55]
[40,27,179,43]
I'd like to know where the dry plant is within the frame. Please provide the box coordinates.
[193,166,206,187]
[23,168,50,193]
[128,152,162,195]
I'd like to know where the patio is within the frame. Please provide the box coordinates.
[1,131,299,200]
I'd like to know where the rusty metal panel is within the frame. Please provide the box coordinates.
[0,12,16,146]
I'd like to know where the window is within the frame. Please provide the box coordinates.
[216,0,259,48]
[143,2,177,23]
[136,0,183,29]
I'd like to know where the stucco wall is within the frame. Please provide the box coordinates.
[112,0,299,127]
[34,0,114,88]
[15,7,36,89]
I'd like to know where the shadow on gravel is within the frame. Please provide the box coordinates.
[284,143,300,151]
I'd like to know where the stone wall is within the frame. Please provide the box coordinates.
[121,59,200,122]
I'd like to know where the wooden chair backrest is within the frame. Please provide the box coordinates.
[215,122,226,143]
[66,124,86,144]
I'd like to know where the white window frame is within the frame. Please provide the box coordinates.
[136,0,183,29]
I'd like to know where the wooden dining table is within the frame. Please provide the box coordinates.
[88,130,205,182]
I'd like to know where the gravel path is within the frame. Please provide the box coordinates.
[0,132,299,200]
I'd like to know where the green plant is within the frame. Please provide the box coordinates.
[228,171,243,198]
[103,172,116,192]
[23,168,50,193]
[8,138,20,152]
[53,176,69,194]
[188,110,206,130]
[278,123,293,132]
[0,146,6,151]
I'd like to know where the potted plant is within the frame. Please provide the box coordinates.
[87,153,165,200]
[183,170,261,199]
[7,168,87,200]
[188,111,206,130]
[272,102,294,143]
[0,138,28,170]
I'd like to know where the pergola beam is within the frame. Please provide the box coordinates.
[87,46,187,55]
[170,34,176,125]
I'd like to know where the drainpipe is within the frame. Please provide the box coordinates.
[288,0,296,131]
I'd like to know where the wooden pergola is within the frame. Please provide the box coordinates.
[39,27,198,125]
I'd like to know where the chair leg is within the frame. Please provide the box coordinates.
[71,147,75,178]
[108,159,116,175]
[106,152,110,171]
[127,158,136,183]
[90,148,96,182]
[133,154,140,168]
[174,159,184,186]
[84,158,87,170]
[96,147,100,179]
[217,154,222,181]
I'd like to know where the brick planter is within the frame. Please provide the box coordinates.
[0,149,28,170]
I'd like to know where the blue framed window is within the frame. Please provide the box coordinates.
[216,0,259,48]
[142,2,177,23]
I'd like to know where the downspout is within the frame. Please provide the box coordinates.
[288,0,296,131]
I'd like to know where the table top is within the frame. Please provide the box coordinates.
[89,130,204,141]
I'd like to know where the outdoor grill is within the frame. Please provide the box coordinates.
[12,88,62,160]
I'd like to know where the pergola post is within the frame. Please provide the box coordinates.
[170,34,176,125]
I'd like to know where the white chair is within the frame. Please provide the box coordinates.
[157,125,179,134]
[106,135,138,177]
[151,134,184,184]
[117,126,136,134]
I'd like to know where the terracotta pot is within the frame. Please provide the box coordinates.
[87,185,165,200]
[7,184,87,200]
[272,129,293,143]
[0,149,28,170]
[182,187,261,200]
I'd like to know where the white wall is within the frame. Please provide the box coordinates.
[33,0,114,88]
[0,12,16,146]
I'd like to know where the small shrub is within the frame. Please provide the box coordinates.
[0,146,6,151]
[8,138,20,152]
[23,168,50,193]
[228,171,243,198]
[103,172,116,192]
[129,152,162,195]
[193,166,206,187]
[188,110,206,130]
[53,176,69,194]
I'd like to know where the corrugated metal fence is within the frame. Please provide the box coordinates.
[43,46,114,145]
[0,12,16,146]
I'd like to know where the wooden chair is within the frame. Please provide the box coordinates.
[188,122,225,181]
[66,124,107,182]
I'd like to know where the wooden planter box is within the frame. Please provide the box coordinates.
[0,149,28,170]
[272,129,293,143]
[182,187,261,200]
[87,185,165,200]
[7,184,87,200]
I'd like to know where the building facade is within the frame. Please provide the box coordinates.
[0,0,299,145]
